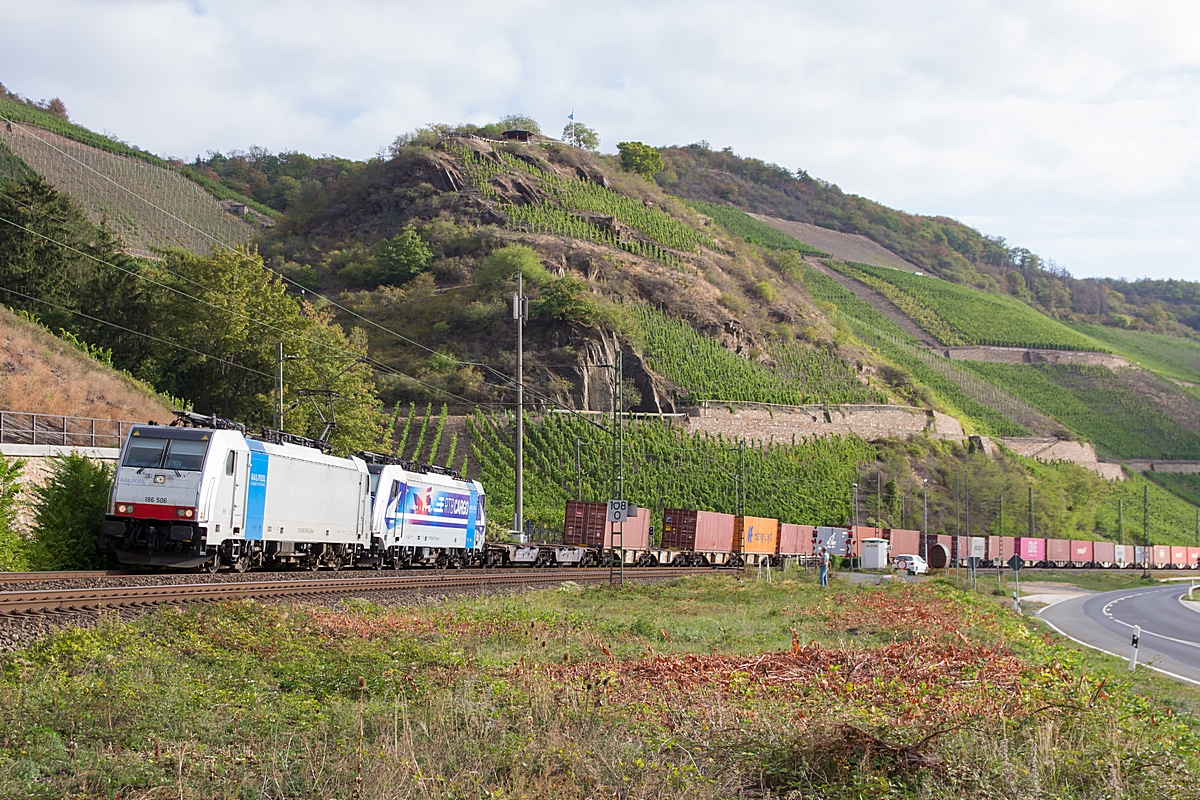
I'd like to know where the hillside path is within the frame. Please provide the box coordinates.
[804,259,940,348]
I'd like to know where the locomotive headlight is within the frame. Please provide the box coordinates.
[175,508,194,518]
[185,509,193,518]
[116,504,130,514]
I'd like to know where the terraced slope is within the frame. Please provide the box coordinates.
[1067,323,1200,388]
[753,214,918,271]
[828,261,1103,351]
[0,122,258,258]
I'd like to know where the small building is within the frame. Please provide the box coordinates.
[500,129,536,143]
[860,538,890,570]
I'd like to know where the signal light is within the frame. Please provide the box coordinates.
[176,508,194,518]
[115,504,131,514]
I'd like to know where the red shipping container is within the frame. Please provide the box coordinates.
[778,524,815,555]
[563,500,649,550]
[986,536,1001,562]
[1015,538,1045,563]
[1092,541,1115,566]
[999,537,1016,562]
[696,511,736,552]
[1152,545,1171,566]
[1188,547,1200,567]
[1047,539,1071,565]
[885,529,920,557]
[1171,546,1188,566]
[1070,540,1093,566]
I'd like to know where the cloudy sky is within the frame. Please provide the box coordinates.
[2,1,1198,281]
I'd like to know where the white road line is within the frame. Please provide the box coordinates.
[1036,614,1200,688]
[1100,589,1200,650]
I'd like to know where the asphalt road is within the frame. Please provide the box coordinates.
[1039,584,1200,685]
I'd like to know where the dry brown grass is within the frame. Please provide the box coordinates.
[0,306,174,422]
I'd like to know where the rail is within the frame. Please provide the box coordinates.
[0,567,708,615]
[0,411,141,448]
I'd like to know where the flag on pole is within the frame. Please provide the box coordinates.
[568,111,574,120]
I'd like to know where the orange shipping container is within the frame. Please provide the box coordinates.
[735,516,779,555]
[1171,546,1188,566]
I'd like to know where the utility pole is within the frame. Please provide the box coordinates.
[955,470,960,539]
[739,441,746,516]
[277,342,284,430]
[574,437,581,501]
[513,270,527,537]
[1028,486,1034,537]
[922,478,928,564]
[1118,499,1124,545]
[1142,484,1150,578]
[1000,495,1005,537]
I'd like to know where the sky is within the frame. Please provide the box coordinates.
[2,0,1198,281]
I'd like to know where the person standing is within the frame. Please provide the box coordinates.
[818,546,830,587]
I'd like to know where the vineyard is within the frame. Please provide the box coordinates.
[0,97,273,216]
[797,263,1032,436]
[467,410,875,534]
[448,141,711,269]
[1143,472,1200,511]
[0,120,257,258]
[627,304,883,405]
[1067,322,1200,387]
[684,199,829,256]
[962,362,1200,460]
[829,261,1105,351]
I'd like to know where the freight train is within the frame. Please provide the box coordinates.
[100,413,1198,572]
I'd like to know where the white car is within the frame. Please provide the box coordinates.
[893,554,928,575]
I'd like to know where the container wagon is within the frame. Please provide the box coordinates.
[1014,537,1046,567]
[661,508,738,566]
[777,524,815,557]
[884,529,921,561]
[1069,540,1093,568]
[734,515,779,567]
[1093,541,1115,567]
[1047,538,1071,568]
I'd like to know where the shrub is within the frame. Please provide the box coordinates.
[0,454,28,571]
[617,142,664,178]
[477,245,550,292]
[533,276,598,325]
[375,224,433,285]
[29,453,113,570]
[751,281,777,302]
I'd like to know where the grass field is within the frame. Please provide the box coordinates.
[829,261,1104,351]
[1,576,1196,799]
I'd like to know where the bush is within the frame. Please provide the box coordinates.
[533,276,598,325]
[751,281,777,302]
[29,453,113,570]
[617,142,664,178]
[375,225,433,285]
[476,245,550,292]
[0,454,28,571]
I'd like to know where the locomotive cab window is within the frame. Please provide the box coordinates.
[225,451,236,475]
[123,437,210,471]
[123,438,169,469]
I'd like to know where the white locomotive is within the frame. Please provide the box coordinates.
[100,412,486,571]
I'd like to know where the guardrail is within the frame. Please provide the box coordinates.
[0,411,137,448]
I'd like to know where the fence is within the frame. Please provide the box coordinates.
[0,411,136,448]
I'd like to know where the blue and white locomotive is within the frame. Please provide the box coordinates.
[100,412,486,571]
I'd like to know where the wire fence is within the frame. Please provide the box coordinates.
[0,411,135,448]
[0,122,256,258]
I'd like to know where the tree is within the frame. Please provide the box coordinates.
[499,114,541,134]
[533,276,597,325]
[476,245,550,292]
[28,453,112,570]
[375,225,433,285]
[617,142,664,178]
[0,454,27,571]
[561,122,600,151]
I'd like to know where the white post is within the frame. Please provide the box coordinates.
[1129,625,1141,671]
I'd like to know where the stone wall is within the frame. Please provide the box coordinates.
[1,444,120,534]
[996,437,1125,480]
[945,346,1129,369]
[683,403,964,442]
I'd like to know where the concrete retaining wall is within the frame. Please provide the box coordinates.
[685,403,964,442]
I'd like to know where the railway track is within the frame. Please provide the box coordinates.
[0,570,138,584]
[0,567,708,616]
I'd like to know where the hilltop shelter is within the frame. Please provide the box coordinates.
[501,129,536,143]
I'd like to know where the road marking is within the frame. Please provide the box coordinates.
[1037,614,1200,688]
[1101,589,1200,650]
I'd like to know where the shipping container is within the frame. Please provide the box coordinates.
[1093,541,1115,566]
[986,536,1001,563]
[884,528,921,558]
[1070,540,1093,567]
[1134,545,1147,566]
[1188,547,1200,567]
[816,527,852,555]
[969,537,986,559]
[661,508,736,552]
[736,516,779,555]
[1047,539,1071,566]
[999,536,1016,563]
[1015,537,1045,564]
[778,523,815,556]
[563,500,650,550]
[1152,545,1171,567]
[1172,546,1188,567]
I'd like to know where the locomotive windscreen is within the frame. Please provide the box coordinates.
[122,435,210,471]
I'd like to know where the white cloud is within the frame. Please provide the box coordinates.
[2,0,1198,279]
